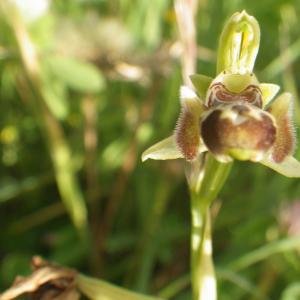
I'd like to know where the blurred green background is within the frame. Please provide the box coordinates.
[1,0,300,299]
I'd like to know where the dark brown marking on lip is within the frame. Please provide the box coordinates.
[207,82,262,108]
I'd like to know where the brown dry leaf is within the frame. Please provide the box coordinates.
[0,256,79,300]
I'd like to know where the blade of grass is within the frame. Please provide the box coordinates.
[217,268,270,300]
[0,173,53,203]
[261,37,300,80]
[130,177,172,292]
[158,268,269,300]
[228,235,300,272]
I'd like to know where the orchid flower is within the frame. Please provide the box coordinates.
[142,11,300,178]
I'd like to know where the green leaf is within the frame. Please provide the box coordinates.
[77,274,164,300]
[42,77,69,119]
[46,55,105,93]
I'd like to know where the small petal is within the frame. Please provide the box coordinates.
[267,92,295,163]
[260,155,300,178]
[141,136,183,162]
[259,83,280,107]
[175,86,205,161]
[189,74,213,99]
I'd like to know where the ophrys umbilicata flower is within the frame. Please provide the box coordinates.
[142,11,300,178]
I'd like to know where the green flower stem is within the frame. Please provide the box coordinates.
[189,154,232,300]
[190,205,215,300]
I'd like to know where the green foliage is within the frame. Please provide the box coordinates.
[1,0,300,299]
[46,55,105,93]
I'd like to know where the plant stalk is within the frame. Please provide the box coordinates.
[191,204,215,300]
[188,154,232,300]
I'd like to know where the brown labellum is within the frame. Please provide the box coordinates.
[201,103,276,161]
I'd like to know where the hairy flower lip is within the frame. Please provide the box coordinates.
[200,102,277,162]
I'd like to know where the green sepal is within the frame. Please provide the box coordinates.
[260,155,300,178]
[141,136,183,162]
[190,74,213,99]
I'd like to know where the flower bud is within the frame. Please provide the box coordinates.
[201,102,276,162]
[217,11,260,73]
